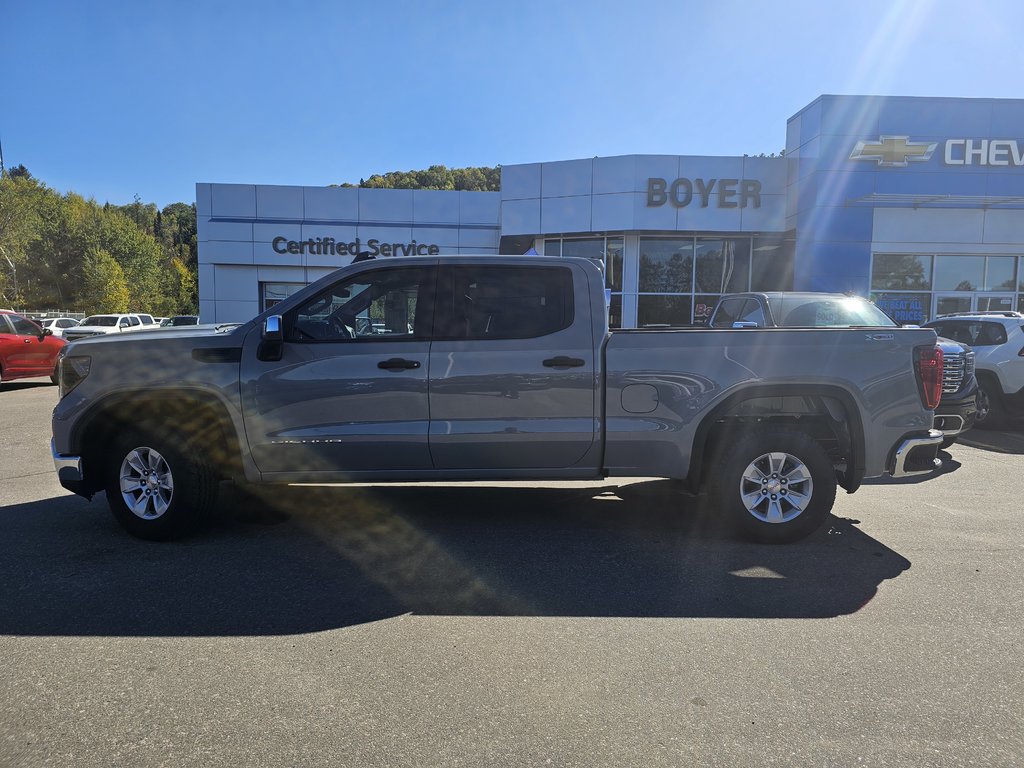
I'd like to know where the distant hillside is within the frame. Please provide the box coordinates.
[335,165,500,192]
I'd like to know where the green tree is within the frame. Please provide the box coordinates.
[78,247,129,312]
[0,173,47,304]
[339,165,500,191]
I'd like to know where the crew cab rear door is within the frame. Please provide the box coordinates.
[427,262,597,470]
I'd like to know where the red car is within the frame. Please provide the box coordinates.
[0,310,67,384]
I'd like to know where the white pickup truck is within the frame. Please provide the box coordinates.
[52,256,945,543]
[63,313,146,342]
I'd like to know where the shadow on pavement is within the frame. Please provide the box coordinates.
[0,380,56,392]
[959,426,1024,455]
[0,481,911,636]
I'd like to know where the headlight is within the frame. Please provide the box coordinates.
[58,355,91,399]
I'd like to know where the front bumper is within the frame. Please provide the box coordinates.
[51,438,87,495]
[889,429,943,478]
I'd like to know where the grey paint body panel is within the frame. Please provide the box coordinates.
[53,256,936,492]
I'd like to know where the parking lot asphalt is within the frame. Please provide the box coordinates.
[1,378,1022,767]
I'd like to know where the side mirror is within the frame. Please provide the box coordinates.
[732,321,759,329]
[41,327,53,337]
[258,315,284,362]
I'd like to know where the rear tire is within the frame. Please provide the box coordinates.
[710,428,836,544]
[104,428,217,540]
[974,382,1005,430]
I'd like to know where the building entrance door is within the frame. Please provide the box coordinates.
[932,293,1015,318]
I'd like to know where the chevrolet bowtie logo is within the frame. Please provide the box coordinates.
[849,135,937,167]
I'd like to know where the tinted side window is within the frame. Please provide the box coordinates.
[737,299,767,326]
[0,315,16,334]
[443,266,574,340]
[129,316,141,327]
[927,321,1007,346]
[8,315,41,335]
[288,267,434,342]
[711,298,744,328]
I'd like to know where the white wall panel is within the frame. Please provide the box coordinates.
[195,184,212,216]
[215,300,259,323]
[303,187,358,220]
[501,164,541,200]
[873,208,985,244]
[413,190,460,224]
[211,184,256,217]
[256,185,304,219]
[213,265,257,302]
[458,191,500,224]
[982,210,1024,245]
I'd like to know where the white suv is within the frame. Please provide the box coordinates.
[924,312,1024,427]
[64,314,145,342]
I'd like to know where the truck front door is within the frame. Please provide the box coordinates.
[240,265,436,476]
[427,263,597,470]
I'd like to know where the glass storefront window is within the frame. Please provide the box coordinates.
[637,295,693,327]
[750,236,795,292]
[977,295,1015,313]
[695,239,751,293]
[693,295,719,323]
[871,254,932,290]
[639,238,693,293]
[605,237,624,292]
[983,256,1016,291]
[261,282,304,312]
[608,294,622,329]
[934,256,983,291]
[546,235,624,293]
[870,292,930,325]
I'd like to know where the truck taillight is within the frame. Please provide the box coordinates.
[914,346,943,410]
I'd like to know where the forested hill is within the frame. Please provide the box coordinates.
[0,165,197,315]
[335,165,500,191]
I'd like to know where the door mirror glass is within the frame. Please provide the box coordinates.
[263,314,283,342]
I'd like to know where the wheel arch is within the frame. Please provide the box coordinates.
[687,383,865,495]
[72,387,245,496]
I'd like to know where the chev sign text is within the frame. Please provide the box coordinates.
[272,237,440,257]
[944,139,1024,166]
[646,178,762,208]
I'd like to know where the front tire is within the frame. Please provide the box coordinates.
[104,429,217,540]
[710,428,836,544]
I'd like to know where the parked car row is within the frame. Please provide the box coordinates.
[1,311,201,386]
[63,313,198,341]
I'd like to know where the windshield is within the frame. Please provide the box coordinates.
[81,316,118,327]
[767,296,896,328]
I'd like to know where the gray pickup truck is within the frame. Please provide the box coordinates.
[52,256,944,543]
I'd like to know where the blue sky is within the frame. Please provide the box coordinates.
[4,0,1023,207]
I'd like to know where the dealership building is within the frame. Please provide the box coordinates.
[197,94,1024,327]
